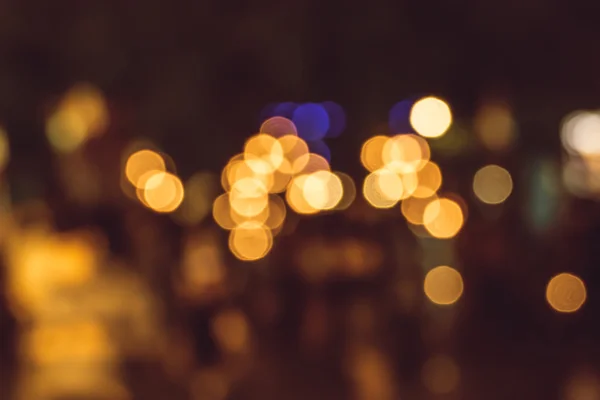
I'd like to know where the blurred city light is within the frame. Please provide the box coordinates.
[360,135,388,172]
[125,149,167,189]
[292,103,330,141]
[474,101,516,152]
[424,266,464,305]
[561,111,600,157]
[228,221,273,261]
[421,354,460,394]
[473,164,513,204]
[546,273,586,313]
[423,198,464,239]
[410,96,452,139]
[0,126,10,172]
[140,171,184,213]
[46,84,108,153]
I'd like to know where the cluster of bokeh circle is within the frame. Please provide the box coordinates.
[36,84,587,316]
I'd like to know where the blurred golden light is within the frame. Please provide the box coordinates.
[25,321,115,365]
[211,309,251,354]
[302,170,344,210]
[360,135,388,172]
[243,134,284,171]
[46,84,108,153]
[474,102,516,151]
[564,369,600,400]
[473,164,513,204]
[125,149,166,189]
[382,134,429,174]
[260,116,298,138]
[182,233,225,296]
[220,154,243,191]
[228,221,273,261]
[422,355,460,394]
[561,111,600,156]
[424,266,464,305]
[363,170,402,208]
[546,273,586,313]
[229,177,269,217]
[175,172,217,225]
[334,172,357,211]
[0,126,10,172]
[212,194,237,230]
[141,171,184,213]
[400,171,419,199]
[293,152,331,175]
[277,135,310,175]
[412,161,442,198]
[401,195,440,225]
[224,158,274,193]
[265,194,287,230]
[286,174,319,215]
[423,198,464,239]
[410,96,452,138]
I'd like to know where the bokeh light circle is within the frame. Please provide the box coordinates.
[292,103,330,141]
[410,96,452,138]
[546,273,587,313]
[228,222,273,261]
[423,198,464,239]
[473,164,513,204]
[424,266,464,305]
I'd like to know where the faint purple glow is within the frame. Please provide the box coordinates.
[322,101,346,138]
[307,140,331,162]
[293,103,330,141]
[389,100,414,134]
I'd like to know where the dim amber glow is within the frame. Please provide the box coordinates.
[473,164,513,204]
[243,133,284,170]
[334,172,357,210]
[474,102,516,151]
[46,84,108,153]
[175,172,217,225]
[561,111,600,156]
[260,116,298,138]
[424,266,464,305]
[360,135,388,172]
[125,150,166,188]
[228,221,273,261]
[546,273,586,313]
[410,96,452,138]
[141,172,184,213]
[228,177,269,218]
[211,309,250,353]
[413,161,442,198]
[363,170,402,208]
[422,355,460,394]
[401,195,440,225]
[423,198,464,239]
[25,321,115,365]
[0,126,10,172]
[382,134,429,174]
